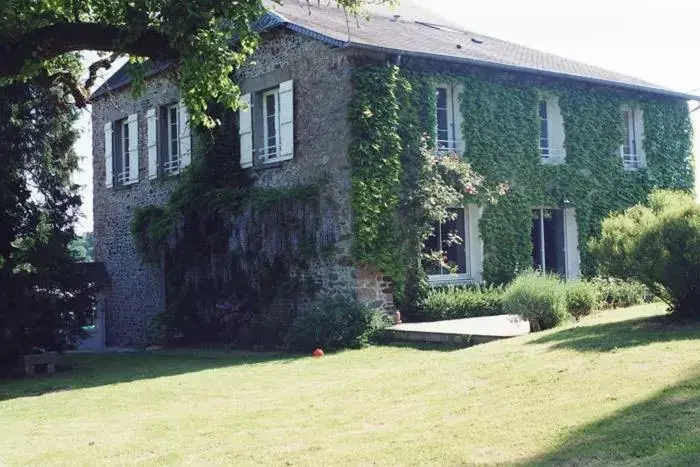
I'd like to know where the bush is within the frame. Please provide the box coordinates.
[564,280,598,319]
[502,271,569,331]
[590,277,648,309]
[590,190,700,319]
[420,285,504,321]
[285,297,387,352]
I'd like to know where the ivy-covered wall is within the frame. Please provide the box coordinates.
[349,64,694,290]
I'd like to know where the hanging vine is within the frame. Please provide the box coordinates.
[350,65,694,291]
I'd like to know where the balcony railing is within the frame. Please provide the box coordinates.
[620,148,643,170]
[115,169,130,185]
[540,147,565,165]
[258,145,281,162]
[163,157,180,175]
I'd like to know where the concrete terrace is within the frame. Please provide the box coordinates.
[387,314,531,346]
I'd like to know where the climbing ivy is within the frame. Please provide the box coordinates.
[131,108,338,347]
[350,66,694,289]
[349,66,484,311]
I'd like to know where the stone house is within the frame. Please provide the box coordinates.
[91,3,695,346]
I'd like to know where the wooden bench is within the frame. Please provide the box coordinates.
[18,351,58,376]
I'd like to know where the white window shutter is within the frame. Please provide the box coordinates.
[125,113,139,185]
[178,101,191,169]
[147,108,158,180]
[278,80,294,161]
[239,93,253,168]
[104,122,113,188]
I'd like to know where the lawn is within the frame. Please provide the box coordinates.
[2,303,700,465]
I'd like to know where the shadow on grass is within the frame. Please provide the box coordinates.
[522,366,700,465]
[529,314,700,353]
[374,341,468,352]
[0,350,300,402]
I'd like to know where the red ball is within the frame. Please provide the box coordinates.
[312,348,324,358]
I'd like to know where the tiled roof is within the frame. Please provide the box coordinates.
[91,2,697,101]
[270,2,696,100]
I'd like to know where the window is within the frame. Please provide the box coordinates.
[119,118,131,184]
[239,80,294,168]
[423,207,470,281]
[112,117,138,185]
[145,102,191,180]
[539,101,549,156]
[621,106,645,170]
[531,208,566,276]
[538,97,566,164]
[261,89,280,160]
[164,104,180,174]
[104,114,138,188]
[435,85,462,154]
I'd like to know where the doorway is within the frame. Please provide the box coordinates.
[531,208,566,276]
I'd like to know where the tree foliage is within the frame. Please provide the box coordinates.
[590,190,700,320]
[1,0,395,126]
[0,83,102,371]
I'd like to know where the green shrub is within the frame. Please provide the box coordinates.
[420,285,504,321]
[502,271,569,331]
[590,277,648,309]
[285,297,387,352]
[564,280,598,319]
[590,190,700,319]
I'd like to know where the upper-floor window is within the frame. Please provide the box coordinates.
[104,113,139,188]
[435,84,463,155]
[538,97,566,164]
[262,89,280,160]
[621,106,645,170]
[145,101,191,180]
[164,104,181,175]
[117,117,131,185]
[239,80,294,169]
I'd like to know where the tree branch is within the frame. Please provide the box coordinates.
[84,54,120,90]
[0,22,180,78]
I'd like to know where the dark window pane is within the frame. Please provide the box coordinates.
[422,225,441,275]
[442,208,466,274]
[622,111,631,154]
[436,88,447,108]
[539,101,548,151]
[266,94,276,116]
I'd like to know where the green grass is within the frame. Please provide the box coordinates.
[2,304,700,465]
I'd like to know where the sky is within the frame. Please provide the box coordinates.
[71,0,700,233]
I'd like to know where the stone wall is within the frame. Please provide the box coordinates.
[92,30,393,347]
[92,76,180,347]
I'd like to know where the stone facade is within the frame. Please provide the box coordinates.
[92,30,391,347]
[92,77,180,346]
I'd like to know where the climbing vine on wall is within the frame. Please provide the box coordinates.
[131,108,339,347]
[350,65,694,290]
[349,66,484,311]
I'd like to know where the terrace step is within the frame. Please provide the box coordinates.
[386,314,530,347]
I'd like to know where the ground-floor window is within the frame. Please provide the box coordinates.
[423,207,470,281]
[531,208,567,276]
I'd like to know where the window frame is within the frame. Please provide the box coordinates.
[114,117,131,186]
[538,97,566,164]
[620,106,644,170]
[261,88,280,162]
[435,84,460,154]
[163,103,180,175]
[539,100,550,156]
[425,206,471,283]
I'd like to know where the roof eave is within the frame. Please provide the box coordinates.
[347,42,700,101]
